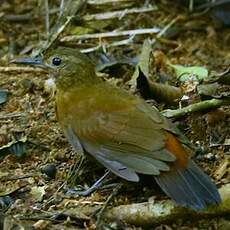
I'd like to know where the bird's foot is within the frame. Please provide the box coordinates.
[65,170,111,197]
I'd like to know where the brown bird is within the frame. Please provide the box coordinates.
[12,47,221,210]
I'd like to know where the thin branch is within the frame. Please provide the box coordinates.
[156,15,183,39]
[0,174,34,182]
[189,0,194,11]
[81,35,135,53]
[59,0,65,18]
[44,0,50,37]
[3,14,31,22]
[33,0,86,57]
[162,98,230,118]
[83,6,158,21]
[96,183,122,227]
[0,112,26,119]
[61,27,160,42]
[196,0,230,10]
[88,0,133,4]
[0,66,45,73]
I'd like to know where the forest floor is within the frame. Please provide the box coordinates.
[0,0,229,229]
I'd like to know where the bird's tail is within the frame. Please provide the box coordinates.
[155,131,221,210]
[155,159,221,210]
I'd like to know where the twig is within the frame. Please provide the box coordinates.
[41,181,66,208]
[81,35,135,53]
[3,14,31,22]
[44,0,50,37]
[162,98,230,118]
[88,0,132,4]
[61,27,160,42]
[0,66,45,73]
[196,0,230,10]
[17,215,62,224]
[33,16,73,57]
[83,6,158,21]
[81,45,102,53]
[8,36,16,60]
[33,0,86,57]
[107,35,135,47]
[0,174,34,182]
[95,183,122,227]
[0,112,26,119]
[59,0,65,18]
[189,0,194,11]
[156,15,183,39]
[67,155,85,187]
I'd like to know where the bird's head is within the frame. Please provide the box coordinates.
[11,47,97,90]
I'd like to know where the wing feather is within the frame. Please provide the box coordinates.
[62,101,177,177]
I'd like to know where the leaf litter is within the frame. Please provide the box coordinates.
[0,0,229,229]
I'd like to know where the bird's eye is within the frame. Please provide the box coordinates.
[52,57,62,66]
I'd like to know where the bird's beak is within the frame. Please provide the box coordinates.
[10,57,48,69]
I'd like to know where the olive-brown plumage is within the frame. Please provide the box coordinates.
[12,47,221,210]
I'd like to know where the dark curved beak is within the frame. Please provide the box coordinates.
[10,57,47,69]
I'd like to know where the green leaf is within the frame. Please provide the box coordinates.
[169,64,208,81]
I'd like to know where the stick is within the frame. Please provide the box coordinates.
[104,184,230,228]
[44,0,50,37]
[0,112,26,119]
[33,0,86,57]
[61,27,160,42]
[88,0,133,5]
[81,35,135,53]
[83,6,158,21]
[96,183,122,227]
[0,66,45,73]
[162,98,230,118]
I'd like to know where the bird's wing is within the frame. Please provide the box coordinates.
[64,100,177,182]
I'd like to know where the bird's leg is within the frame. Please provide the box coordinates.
[66,170,111,197]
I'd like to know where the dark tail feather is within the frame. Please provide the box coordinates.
[155,160,221,210]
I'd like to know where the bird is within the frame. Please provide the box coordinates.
[11,47,221,210]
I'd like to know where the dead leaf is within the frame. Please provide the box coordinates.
[30,186,46,202]
[129,39,151,90]
[214,157,230,181]
[136,69,182,105]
